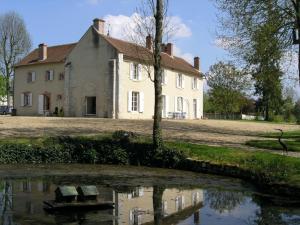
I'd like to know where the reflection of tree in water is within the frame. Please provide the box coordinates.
[205,189,245,213]
[152,185,165,225]
[248,196,300,225]
[0,181,14,225]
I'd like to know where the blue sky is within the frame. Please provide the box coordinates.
[0,0,227,73]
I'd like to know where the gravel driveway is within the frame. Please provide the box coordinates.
[0,117,299,149]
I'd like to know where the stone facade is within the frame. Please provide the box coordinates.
[14,19,204,119]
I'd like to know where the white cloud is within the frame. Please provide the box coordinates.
[104,13,192,41]
[173,45,194,64]
[103,13,194,63]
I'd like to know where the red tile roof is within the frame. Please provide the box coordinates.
[101,34,201,76]
[14,43,77,67]
[15,30,201,77]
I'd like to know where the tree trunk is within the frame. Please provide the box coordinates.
[153,0,164,151]
[153,185,165,225]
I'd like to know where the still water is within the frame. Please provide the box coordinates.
[0,165,299,225]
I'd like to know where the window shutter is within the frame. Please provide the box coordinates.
[32,72,36,81]
[50,70,54,80]
[196,98,200,119]
[174,96,177,112]
[182,196,185,208]
[197,78,200,90]
[20,94,24,107]
[29,93,32,106]
[182,75,185,88]
[139,92,144,113]
[38,95,44,114]
[165,95,169,117]
[164,70,167,84]
[176,75,179,88]
[128,91,132,112]
[138,64,142,80]
[130,63,134,80]
[183,98,186,113]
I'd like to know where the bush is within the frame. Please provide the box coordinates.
[0,134,187,168]
[270,115,285,123]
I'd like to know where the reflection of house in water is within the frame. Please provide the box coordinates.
[0,179,203,225]
[114,187,203,225]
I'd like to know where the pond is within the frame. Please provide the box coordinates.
[0,164,299,225]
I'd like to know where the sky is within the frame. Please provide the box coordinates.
[0,0,299,96]
[0,0,227,74]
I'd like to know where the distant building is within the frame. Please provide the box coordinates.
[14,19,203,119]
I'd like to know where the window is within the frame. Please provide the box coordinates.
[132,92,139,112]
[45,70,54,81]
[59,72,64,80]
[177,73,183,88]
[177,97,183,112]
[192,77,197,89]
[57,94,62,100]
[161,69,166,85]
[27,72,36,83]
[130,63,141,80]
[21,92,32,107]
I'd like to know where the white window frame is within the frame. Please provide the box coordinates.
[130,63,142,81]
[21,92,32,107]
[192,77,197,90]
[45,70,54,81]
[161,69,166,85]
[131,92,139,112]
[177,97,183,112]
[27,71,36,83]
[176,73,184,89]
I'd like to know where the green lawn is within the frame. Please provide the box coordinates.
[166,141,300,187]
[1,135,300,188]
[261,130,300,139]
[246,140,300,152]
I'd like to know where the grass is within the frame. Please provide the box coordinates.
[246,140,300,152]
[1,135,300,188]
[261,130,300,139]
[165,141,300,187]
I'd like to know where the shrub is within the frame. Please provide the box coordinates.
[270,115,285,123]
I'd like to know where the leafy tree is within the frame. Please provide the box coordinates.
[214,0,299,82]
[0,11,31,106]
[250,7,284,120]
[206,61,251,116]
[215,1,286,120]
[0,75,6,103]
[294,99,300,123]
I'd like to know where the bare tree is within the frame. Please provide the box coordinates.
[124,0,169,151]
[0,11,32,107]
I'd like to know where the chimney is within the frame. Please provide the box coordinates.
[166,43,173,56]
[93,18,105,34]
[146,35,153,50]
[194,57,200,70]
[161,43,166,52]
[39,43,47,61]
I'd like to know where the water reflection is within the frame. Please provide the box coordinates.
[0,178,298,225]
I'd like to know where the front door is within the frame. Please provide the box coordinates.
[86,97,96,115]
